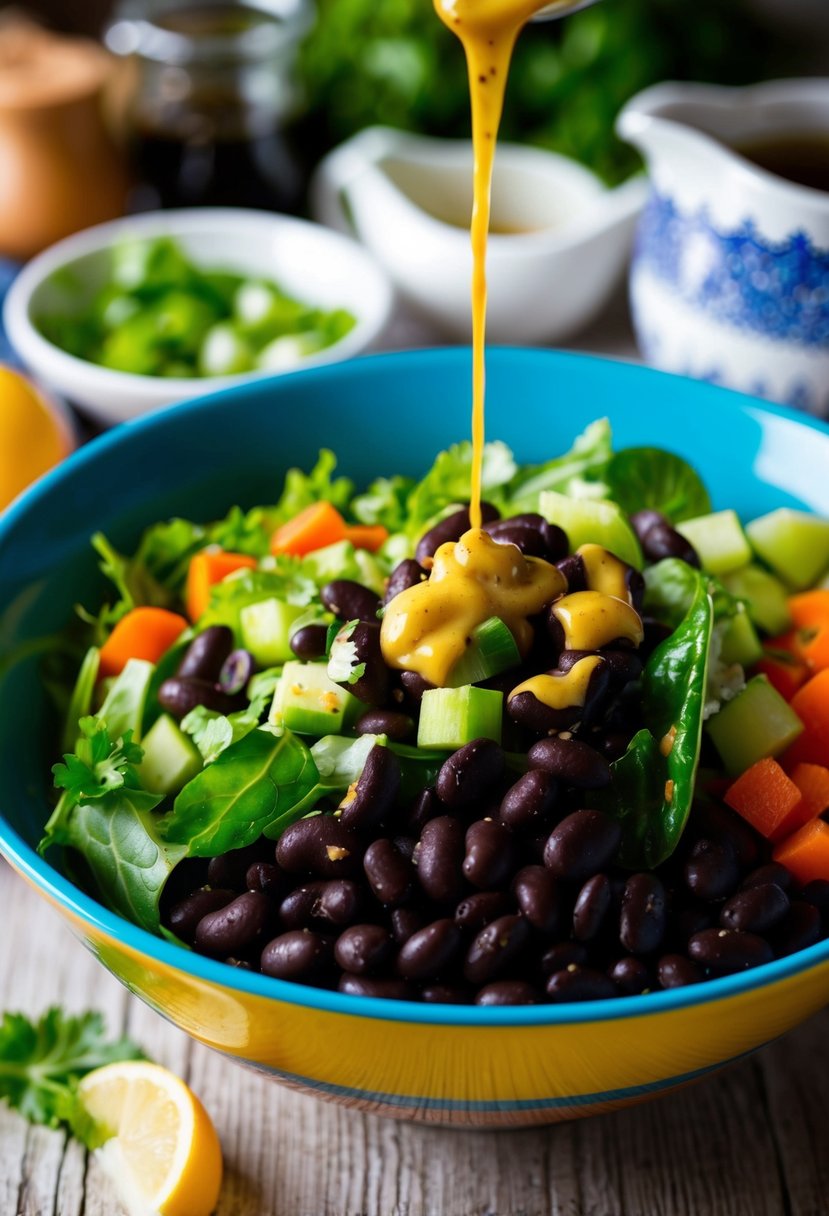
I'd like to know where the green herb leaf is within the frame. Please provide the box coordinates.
[504,419,613,514]
[180,700,266,764]
[406,440,517,532]
[605,447,712,524]
[269,449,354,528]
[327,620,366,685]
[53,717,143,808]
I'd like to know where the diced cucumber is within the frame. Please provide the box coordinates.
[746,508,829,590]
[270,660,361,736]
[303,540,355,583]
[139,713,202,796]
[722,564,792,636]
[310,733,387,785]
[446,617,521,687]
[719,609,763,668]
[706,674,803,776]
[240,598,306,666]
[676,510,751,576]
[353,549,387,597]
[198,322,254,376]
[539,490,642,569]
[417,685,503,749]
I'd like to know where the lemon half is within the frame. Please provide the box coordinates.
[0,365,72,510]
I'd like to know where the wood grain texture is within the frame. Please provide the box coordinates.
[2,857,829,1216]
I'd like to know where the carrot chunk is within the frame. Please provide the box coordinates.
[270,502,347,557]
[773,818,829,886]
[724,757,805,841]
[755,651,810,702]
[789,589,829,672]
[343,524,389,553]
[783,670,829,767]
[185,550,257,623]
[99,607,188,679]
[790,763,829,819]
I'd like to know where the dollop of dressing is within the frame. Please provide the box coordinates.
[577,543,632,602]
[551,591,644,652]
[380,528,565,687]
[509,654,604,711]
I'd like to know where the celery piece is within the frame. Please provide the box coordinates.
[706,675,803,776]
[417,686,503,749]
[446,617,520,687]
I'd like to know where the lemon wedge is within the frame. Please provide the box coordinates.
[78,1060,223,1216]
[0,364,72,510]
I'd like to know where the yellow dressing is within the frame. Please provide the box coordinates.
[380,527,565,687]
[577,544,633,603]
[509,655,605,711]
[551,591,644,652]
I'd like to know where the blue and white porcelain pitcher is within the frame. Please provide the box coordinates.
[618,79,829,417]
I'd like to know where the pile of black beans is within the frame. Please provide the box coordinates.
[158,506,829,1002]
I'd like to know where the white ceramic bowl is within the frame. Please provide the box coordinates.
[311,128,646,344]
[4,208,395,427]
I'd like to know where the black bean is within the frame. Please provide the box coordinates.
[455,891,512,933]
[279,880,365,930]
[499,769,558,832]
[390,907,427,944]
[398,670,434,707]
[320,579,380,622]
[540,942,587,977]
[630,509,668,544]
[397,918,464,981]
[693,802,761,870]
[741,862,794,893]
[261,930,334,981]
[720,883,790,934]
[600,732,631,762]
[245,862,285,899]
[464,914,530,985]
[363,838,413,906]
[404,787,442,836]
[414,503,499,565]
[657,954,703,989]
[355,708,415,742]
[556,553,585,593]
[338,975,414,1000]
[207,842,270,890]
[415,816,466,904]
[158,676,242,719]
[290,623,328,660]
[573,874,612,942]
[688,928,774,974]
[218,649,256,695]
[384,559,427,605]
[462,819,516,889]
[392,835,417,862]
[543,809,622,882]
[641,617,673,655]
[483,519,548,558]
[684,839,741,902]
[513,866,561,935]
[675,905,716,944]
[475,980,540,1006]
[335,621,389,706]
[620,873,667,955]
[436,738,505,809]
[167,887,235,943]
[771,901,822,957]
[609,956,651,995]
[339,744,401,831]
[176,626,234,681]
[627,567,646,613]
[422,984,472,1004]
[640,520,700,566]
[545,967,618,1002]
[195,891,273,957]
[334,924,394,976]
[527,737,611,789]
[801,879,829,921]
[276,817,363,878]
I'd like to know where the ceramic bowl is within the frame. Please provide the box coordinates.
[2,348,829,1128]
[3,208,394,427]
[311,128,645,343]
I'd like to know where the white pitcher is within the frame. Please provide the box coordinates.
[618,79,829,416]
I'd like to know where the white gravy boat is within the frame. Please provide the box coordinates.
[618,79,829,416]
[311,126,645,344]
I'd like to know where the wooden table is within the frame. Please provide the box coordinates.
[3,857,829,1216]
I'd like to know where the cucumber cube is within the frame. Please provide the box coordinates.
[270,660,360,736]
[722,564,792,636]
[139,713,202,796]
[417,686,503,749]
[746,508,829,590]
[539,490,642,569]
[719,609,763,668]
[706,675,803,777]
[302,540,355,584]
[447,617,521,687]
[676,510,751,576]
[240,598,306,666]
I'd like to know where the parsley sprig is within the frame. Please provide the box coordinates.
[52,717,144,809]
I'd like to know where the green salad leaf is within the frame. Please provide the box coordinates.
[97,659,155,743]
[52,717,143,809]
[269,449,354,528]
[405,440,517,531]
[352,474,416,532]
[504,418,612,514]
[605,447,712,524]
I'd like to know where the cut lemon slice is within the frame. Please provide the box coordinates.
[0,365,72,510]
[78,1060,222,1216]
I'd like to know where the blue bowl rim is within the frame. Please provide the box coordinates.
[3,345,829,1029]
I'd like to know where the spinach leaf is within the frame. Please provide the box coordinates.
[161,727,319,855]
[98,659,155,743]
[605,568,712,868]
[504,419,612,515]
[606,447,711,524]
[645,558,739,629]
[56,788,183,934]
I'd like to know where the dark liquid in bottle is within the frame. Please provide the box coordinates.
[736,132,829,193]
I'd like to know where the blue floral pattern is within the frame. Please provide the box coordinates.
[634,191,829,348]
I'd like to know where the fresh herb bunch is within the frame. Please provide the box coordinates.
[298,0,782,184]
[0,1008,144,1146]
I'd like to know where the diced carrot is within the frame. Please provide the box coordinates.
[343,524,389,553]
[185,550,257,623]
[773,818,829,886]
[270,502,347,557]
[790,763,829,819]
[724,757,805,841]
[99,606,188,679]
[755,652,810,701]
[789,589,829,672]
[766,630,802,659]
[783,670,829,767]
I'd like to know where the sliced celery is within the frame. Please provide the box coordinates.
[417,686,503,749]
